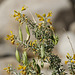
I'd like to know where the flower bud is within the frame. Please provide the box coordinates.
[15,50,20,62]
[22,51,28,65]
[41,44,45,58]
[19,27,23,42]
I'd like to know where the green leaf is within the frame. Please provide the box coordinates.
[41,61,44,68]
[37,64,40,73]
[52,34,59,45]
[15,49,20,62]
[41,44,45,58]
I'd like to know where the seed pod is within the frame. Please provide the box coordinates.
[22,51,28,65]
[15,50,20,62]
[19,27,23,42]
[26,25,30,43]
[26,25,30,35]
[41,44,45,58]
[26,34,30,43]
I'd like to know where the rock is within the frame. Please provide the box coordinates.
[69,22,75,34]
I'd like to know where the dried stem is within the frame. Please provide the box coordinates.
[63,28,74,54]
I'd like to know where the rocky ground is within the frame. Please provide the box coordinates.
[0,0,75,75]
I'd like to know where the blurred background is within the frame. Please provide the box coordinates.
[0,0,75,75]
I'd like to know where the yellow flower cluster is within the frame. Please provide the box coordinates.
[21,6,26,11]
[3,67,10,74]
[36,11,53,31]
[36,11,52,22]
[6,31,15,44]
[29,40,38,54]
[13,7,26,25]
[29,40,37,46]
[47,11,52,17]
[18,65,26,75]
[65,61,68,64]
[65,53,75,64]
[35,13,44,21]
[38,23,42,29]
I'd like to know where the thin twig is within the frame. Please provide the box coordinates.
[28,8,37,24]
[63,28,74,54]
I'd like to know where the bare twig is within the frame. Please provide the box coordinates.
[63,28,74,54]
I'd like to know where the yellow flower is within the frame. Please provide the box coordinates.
[32,40,37,46]
[17,12,20,16]
[14,10,17,13]
[15,17,19,21]
[66,55,69,59]
[10,31,13,34]
[29,41,32,46]
[67,53,71,58]
[6,31,15,44]
[39,17,44,21]
[40,39,42,42]
[20,70,26,75]
[49,21,52,25]
[43,13,46,17]
[6,35,14,40]
[18,65,23,70]
[35,13,42,18]
[34,40,37,42]
[38,23,42,29]
[3,67,10,74]
[71,60,73,63]
[65,61,68,64]
[47,11,52,17]
[21,6,26,11]
[23,66,26,70]
[18,65,26,75]
[50,25,55,31]
[6,35,10,40]
[33,49,36,51]
[11,40,15,44]
[23,14,25,17]
[13,13,17,17]
[73,54,75,60]
[38,23,42,25]
[19,19,21,23]
[47,19,51,22]
[67,53,70,56]
[16,43,19,46]
[74,61,75,63]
